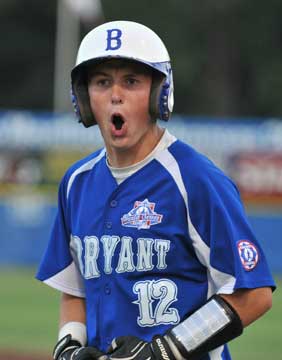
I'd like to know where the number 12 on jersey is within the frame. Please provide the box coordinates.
[133,279,180,327]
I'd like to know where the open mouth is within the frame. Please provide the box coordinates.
[112,114,124,130]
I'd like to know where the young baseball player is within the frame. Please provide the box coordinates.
[36,21,275,360]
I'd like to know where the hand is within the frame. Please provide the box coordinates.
[61,346,106,360]
[53,334,106,360]
[107,335,176,360]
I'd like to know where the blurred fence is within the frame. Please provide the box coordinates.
[0,111,281,272]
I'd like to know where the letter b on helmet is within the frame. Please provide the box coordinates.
[106,29,122,50]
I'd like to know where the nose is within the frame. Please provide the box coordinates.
[111,84,123,105]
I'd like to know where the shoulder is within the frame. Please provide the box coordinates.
[168,139,220,177]
[65,148,105,178]
[168,139,239,196]
[60,148,106,195]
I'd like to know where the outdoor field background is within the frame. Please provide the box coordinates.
[1,2,282,359]
[0,268,280,359]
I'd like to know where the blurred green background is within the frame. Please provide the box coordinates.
[0,269,280,359]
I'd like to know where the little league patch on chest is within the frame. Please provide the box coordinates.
[121,199,163,229]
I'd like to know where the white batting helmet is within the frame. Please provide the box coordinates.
[71,20,174,127]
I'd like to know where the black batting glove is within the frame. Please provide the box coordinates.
[107,335,177,360]
[53,334,106,360]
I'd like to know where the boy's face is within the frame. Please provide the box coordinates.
[88,59,156,162]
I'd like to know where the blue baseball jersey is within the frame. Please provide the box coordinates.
[36,133,275,359]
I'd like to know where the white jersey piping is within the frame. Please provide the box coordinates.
[155,149,236,360]
[67,148,106,199]
[44,261,85,297]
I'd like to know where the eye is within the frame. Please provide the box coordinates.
[96,78,111,87]
[125,77,139,86]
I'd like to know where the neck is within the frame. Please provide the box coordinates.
[107,125,164,168]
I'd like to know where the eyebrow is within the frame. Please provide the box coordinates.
[90,71,110,77]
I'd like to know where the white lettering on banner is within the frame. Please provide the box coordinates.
[72,235,171,279]
[238,162,282,193]
[230,152,282,195]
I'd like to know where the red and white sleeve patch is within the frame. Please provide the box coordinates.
[237,240,259,271]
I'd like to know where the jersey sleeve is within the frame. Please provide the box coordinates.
[36,172,85,297]
[186,156,276,295]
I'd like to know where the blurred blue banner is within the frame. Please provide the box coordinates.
[0,111,281,273]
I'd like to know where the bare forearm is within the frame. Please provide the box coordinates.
[59,292,86,328]
[54,293,103,359]
[221,286,272,327]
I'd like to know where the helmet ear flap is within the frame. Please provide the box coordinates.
[149,72,163,121]
[72,68,96,127]
[149,71,172,122]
